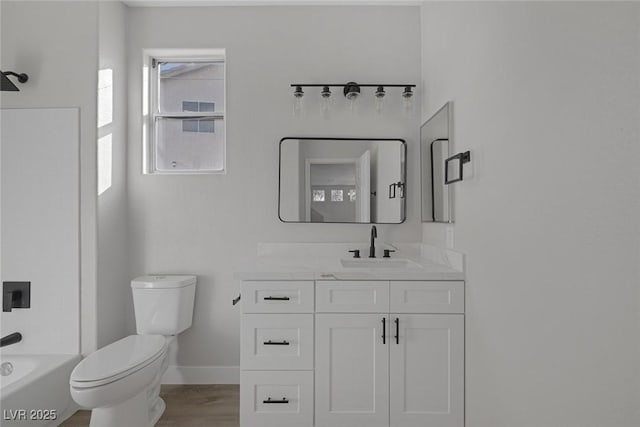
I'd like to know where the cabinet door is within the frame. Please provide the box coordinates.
[390,315,464,427]
[315,314,389,427]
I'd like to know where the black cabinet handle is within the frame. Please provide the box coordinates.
[394,317,400,344]
[263,397,289,404]
[263,340,290,346]
[263,296,290,301]
[382,317,386,344]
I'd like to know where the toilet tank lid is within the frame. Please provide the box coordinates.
[131,275,196,289]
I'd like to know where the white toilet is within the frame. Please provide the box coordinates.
[70,275,197,427]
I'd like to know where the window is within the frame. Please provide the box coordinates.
[146,50,225,174]
[182,102,215,133]
[313,190,325,202]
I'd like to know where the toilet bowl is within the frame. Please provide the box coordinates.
[70,275,196,427]
[70,335,167,427]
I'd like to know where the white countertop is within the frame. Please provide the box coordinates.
[235,243,465,281]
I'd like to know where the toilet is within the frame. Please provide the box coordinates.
[69,275,197,427]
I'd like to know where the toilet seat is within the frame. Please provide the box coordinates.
[71,335,166,389]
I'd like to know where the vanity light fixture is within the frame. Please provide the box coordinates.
[290,82,416,114]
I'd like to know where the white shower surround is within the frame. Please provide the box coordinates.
[0,108,80,354]
[0,109,81,425]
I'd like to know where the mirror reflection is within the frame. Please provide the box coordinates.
[279,138,406,224]
[421,102,453,222]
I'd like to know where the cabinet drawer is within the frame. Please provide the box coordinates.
[316,281,389,313]
[241,314,313,370]
[240,370,313,427]
[242,281,314,313]
[390,281,464,313]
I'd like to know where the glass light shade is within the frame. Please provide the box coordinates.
[345,91,359,101]
[293,86,304,116]
[402,87,414,112]
[375,86,386,114]
[320,86,331,117]
[346,91,359,112]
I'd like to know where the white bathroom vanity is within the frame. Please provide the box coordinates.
[236,243,465,427]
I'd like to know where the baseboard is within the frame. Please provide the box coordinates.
[162,365,240,384]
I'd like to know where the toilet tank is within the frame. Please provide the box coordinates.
[131,275,197,335]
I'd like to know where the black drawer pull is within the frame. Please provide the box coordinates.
[382,317,386,344]
[394,317,400,344]
[263,397,289,404]
[263,296,290,301]
[263,340,290,346]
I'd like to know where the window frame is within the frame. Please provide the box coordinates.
[143,49,226,175]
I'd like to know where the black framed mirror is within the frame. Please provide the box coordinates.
[421,102,454,223]
[279,137,406,224]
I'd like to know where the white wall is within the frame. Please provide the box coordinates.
[0,0,99,354]
[97,1,131,349]
[421,2,640,426]
[1,109,80,354]
[127,5,421,376]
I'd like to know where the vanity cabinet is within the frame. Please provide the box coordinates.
[240,279,464,427]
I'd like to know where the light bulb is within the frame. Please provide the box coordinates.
[320,86,331,118]
[374,86,386,114]
[292,86,304,116]
[346,91,359,112]
[402,86,414,112]
[343,82,360,113]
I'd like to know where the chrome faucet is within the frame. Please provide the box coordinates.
[369,225,377,258]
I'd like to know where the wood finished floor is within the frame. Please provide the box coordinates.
[60,385,239,427]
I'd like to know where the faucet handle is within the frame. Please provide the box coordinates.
[383,249,396,258]
[3,291,14,312]
[348,250,361,259]
[2,282,30,313]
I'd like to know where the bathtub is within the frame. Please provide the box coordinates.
[0,354,81,426]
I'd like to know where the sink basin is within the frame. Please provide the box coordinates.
[340,258,420,269]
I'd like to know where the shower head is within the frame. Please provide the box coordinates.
[1,71,29,91]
